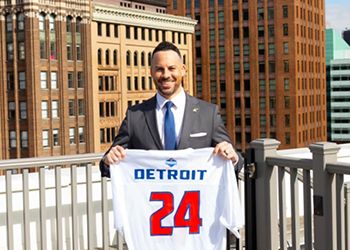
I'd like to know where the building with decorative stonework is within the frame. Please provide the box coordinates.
[0,0,196,164]
[0,0,94,162]
[167,0,327,151]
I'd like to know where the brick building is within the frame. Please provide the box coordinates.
[167,0,327,151]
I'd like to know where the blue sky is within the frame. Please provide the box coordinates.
[326,0,350,32]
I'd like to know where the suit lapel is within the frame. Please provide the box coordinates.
[178,94,200,149]
[143,96,163,150]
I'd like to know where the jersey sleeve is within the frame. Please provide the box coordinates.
[219,160,244,238]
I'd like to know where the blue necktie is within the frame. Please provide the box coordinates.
[164,101,176,150]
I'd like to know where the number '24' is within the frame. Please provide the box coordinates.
[149,191,202,236]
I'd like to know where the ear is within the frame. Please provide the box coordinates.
[181,63,186,77]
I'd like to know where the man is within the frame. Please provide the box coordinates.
[100,41,243,177]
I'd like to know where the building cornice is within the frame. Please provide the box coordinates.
[93,4,196,33]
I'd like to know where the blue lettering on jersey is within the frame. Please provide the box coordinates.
[134,169,207,180]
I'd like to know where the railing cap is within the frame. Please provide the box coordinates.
[309,142,340,155]
[250,138,280,150]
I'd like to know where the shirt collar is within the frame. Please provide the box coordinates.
[156,87,186,110]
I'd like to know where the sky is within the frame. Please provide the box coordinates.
[325,0,350,33]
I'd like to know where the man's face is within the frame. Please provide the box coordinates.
[151,50,186,99]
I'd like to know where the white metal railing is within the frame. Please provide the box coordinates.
[0,153,127,250]
[250,139,350,250]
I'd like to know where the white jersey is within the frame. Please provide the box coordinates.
[110,148,243,250]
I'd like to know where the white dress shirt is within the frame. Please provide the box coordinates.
[156,88,186,148]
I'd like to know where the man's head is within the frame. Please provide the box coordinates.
[151,41,186,99]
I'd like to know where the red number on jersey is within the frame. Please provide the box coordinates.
[174,191,202,233]
[150,192,174,235]
[150,191,202,236]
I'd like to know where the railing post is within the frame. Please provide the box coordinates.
[250,139,280,250]
[309,142,339,250]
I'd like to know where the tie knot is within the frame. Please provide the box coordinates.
[165,101,174,110]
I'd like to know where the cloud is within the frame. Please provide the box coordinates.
[326,3,350,32]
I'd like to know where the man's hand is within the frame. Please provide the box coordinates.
[103,145,126,166]
[213,141,239,165]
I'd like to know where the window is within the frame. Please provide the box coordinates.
[39,13,46,58]
[283,42,289,54]
[258,26,264,37]
[40,72,47,89]
[105,49,110,65]
[269,61,276,73]
[79,127,85,143]
[113,50,117,65]
[17,13,25,31]
[141,52,145,66]
[18,42,25,60]
[258,44,265,55]
[78,99,85,116]
[126,51,131,66]
[49,15,56,60]
[268,43,275,55]
[52,100,59,118]
[268,7,274,20]
[20,101,27,119]
[284,78,290,91]
[114,24,118,37]
[285,114,290,127]
[53,129,59,146]
[98,49,102,65]
[10,131,16,148]
[283,5,288,18]
[8,101,16,119]
[51,72,57,89]
[77,72,84,88]
[7,72,14,90]
[42,130,49,147]
[284,60,289,72]
[66,16,73,60]
[98,22,102,36]
[126,26,130,39]
[69,128,75,144]
[19,71,25,89]
[268,25,274,37]
[41,101,48,118]
[134,27,138,40]
[284,96,290,108]
[69,100,75,116]
[21,131,28,148]
[283,24,288,36]
[134,51,138,66]
[68,72,74,88]
[258,8,264,20]
[106,23,110,37]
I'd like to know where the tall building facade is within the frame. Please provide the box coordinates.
[0,0,94,161]
[91,0,196,152]
[0,0,196,162]
[326,29,350,142]
[167,0,327,151]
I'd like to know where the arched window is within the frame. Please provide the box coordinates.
[113,50,117,65]
[76,17,82,34]
[76,17,82,60]
[183,55,186,65]
[105,50,110,65]
[141,52,145,66]
[98,49,102,65]
[134,51,138,66]
[66,16,73,60]
[39,13,46,59]
[49,14,56,60]
[126,51,131,66]
[148,52,152,66]
[66,16,72,33]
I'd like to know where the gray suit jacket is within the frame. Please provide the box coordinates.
[100,93,243,177]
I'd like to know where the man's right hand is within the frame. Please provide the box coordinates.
[103,145,126,166]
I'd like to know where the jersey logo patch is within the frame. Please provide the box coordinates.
[165,158,177,167]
